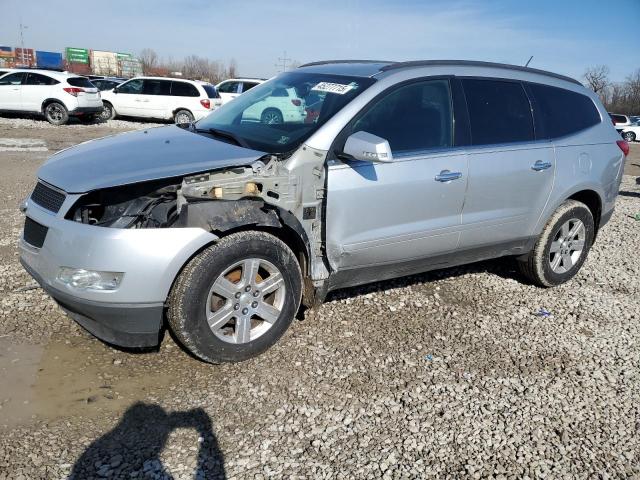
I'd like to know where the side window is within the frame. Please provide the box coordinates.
[217,81,239,93]
[117,79,143,94]
[271,87,289,97]
[462,79,534,145]
[242,82,258,92]
[0,72,26,86]
[349,79,453,153]
[611,114,627,124]
[171,81,199,97]
[25,73,58,86]
[527,83,601,139]
[142,79,171,95]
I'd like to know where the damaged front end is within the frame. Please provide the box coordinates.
[65,146,331,305]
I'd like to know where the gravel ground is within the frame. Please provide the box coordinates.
[0,122,639,479]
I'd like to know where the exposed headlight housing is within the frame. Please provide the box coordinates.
[57,268,124,291]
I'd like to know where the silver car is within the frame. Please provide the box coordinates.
[19,60,627,363]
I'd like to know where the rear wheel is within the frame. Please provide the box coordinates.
[518,200,594,287]
[167,231,303,363]
[44,102,69,125]
[260,108,283,124]
[99,102,116,121]
[623,131,636,142]
[174,109,194,124]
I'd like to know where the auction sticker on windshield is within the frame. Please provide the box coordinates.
[311,82,355,95]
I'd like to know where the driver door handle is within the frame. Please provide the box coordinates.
[531,160,552,171]
[435,170,463,182]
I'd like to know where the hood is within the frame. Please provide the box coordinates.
[38,125,267,193]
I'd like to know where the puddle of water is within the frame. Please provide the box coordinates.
[0,336,172,431]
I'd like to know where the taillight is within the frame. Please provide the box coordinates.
[291,99,301,106]
[617,140,629,157]
[63,87,84,97]
[200,99,211,109]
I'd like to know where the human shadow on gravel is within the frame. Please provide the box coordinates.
[68,402,226,479]
[618,190,640,198]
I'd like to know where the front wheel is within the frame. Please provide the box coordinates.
[260,108,283,124]
[623,131,636,142]
[167,231,303,363]
[44,102,69,125]
[99,102,116,121]
[518,200,594,287]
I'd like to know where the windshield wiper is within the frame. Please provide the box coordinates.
[193,126,249,148]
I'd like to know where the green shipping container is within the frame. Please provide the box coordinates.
[66,47,89,64]
[117,52,132,60]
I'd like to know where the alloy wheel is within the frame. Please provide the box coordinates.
[206,258,286,344]
[549,218,586,274]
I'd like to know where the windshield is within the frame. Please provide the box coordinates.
[195,71,375,153]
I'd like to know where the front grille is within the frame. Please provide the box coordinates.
[23,217,48,248]
[30,182,66,213]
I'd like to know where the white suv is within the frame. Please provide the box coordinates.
[216,78,265,104]
[100,77,222,123]
[0,69,103,125]
[241,86,306,123]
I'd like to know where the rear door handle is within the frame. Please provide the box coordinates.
[435,170,463,182]
[531,160,552,171]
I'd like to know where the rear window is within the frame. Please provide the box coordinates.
[528,83,601,139]
[67,77,95,88]
[611,114,628,124]
[25,73,58,86]
[242,82,259,92]
[202,85,220,99]
[462,79,534,145]
[171,81,199,97]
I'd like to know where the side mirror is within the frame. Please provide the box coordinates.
[112,88,118,94]
[342,131,393,163]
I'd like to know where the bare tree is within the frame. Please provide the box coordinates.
[139,48,158,74]
[583,65,610,95]
[227,58,238,79]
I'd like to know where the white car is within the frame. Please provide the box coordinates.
[216,78,265,104]
[0,69,103,125]
[242,86,306,124]
[620,122,640,142]
[100,77,222,123]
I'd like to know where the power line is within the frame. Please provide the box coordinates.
[275,51,292,72]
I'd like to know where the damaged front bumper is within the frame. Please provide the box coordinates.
[19,196,218,347]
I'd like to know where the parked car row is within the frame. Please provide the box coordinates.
[0,68,264,125]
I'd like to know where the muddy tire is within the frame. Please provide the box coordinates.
[44,102,69,125]
[518,200,594,287]
[167,231,303,363]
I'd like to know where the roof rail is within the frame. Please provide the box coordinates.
[379,60,581,85]
[299,59,393,68]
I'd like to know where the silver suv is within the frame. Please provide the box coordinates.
[20,60,627,363]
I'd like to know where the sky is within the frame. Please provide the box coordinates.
[0,0,638,82]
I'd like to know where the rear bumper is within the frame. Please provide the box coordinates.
[69,106,104,115]
[22,258,163,347]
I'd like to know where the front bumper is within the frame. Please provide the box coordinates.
[19,193,218,347]
[22,259,163,347]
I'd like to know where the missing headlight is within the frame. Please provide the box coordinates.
[67,179,181,229]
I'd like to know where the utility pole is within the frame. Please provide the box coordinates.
[19,21,28,66]
[275,51,291,72]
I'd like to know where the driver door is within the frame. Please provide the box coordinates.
[325,78,468,271]
[113,78,144,116]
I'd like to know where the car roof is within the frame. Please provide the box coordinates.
[5,69,84,79]
[297,59,581,86]
[128,76,206,83]
[220,78,266,83]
